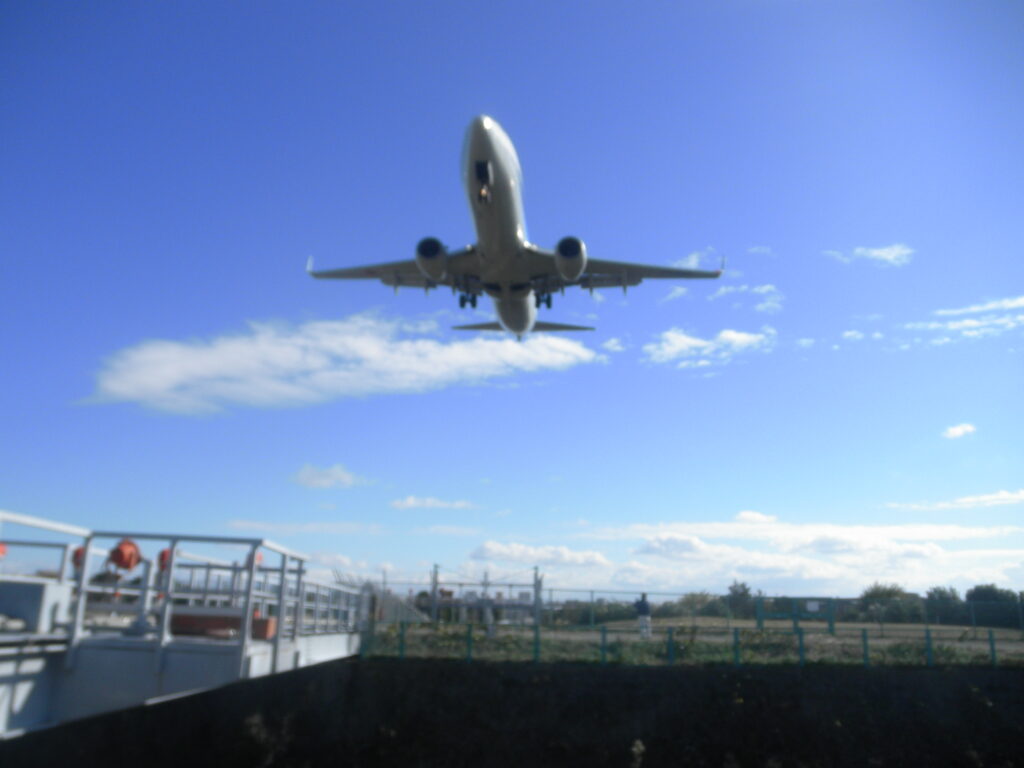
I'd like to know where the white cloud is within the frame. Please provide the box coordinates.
[673,250,707,269]
[734,510,777,523]
[827,243,913,266]
[942,423,976,440]
[94,314,601,413]
[708,284,784,313]
[582,514,1024,593]
[228,519,379,535]
[887,489,1024,511]
[796,338,815,348]
[747,246,772,255]
[659,286,689,303]
[293,463,364,488]
[391,496,476,510]
[471,540,611,567]
[643,326,776,368]
[419,525,482,537]
[904,310,1024,343]
[602,337,626,353]
[935,295,1024,317]
[841,330,865,341]
[590,518,1020,545]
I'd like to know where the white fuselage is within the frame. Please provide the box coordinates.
[461,116,537,334]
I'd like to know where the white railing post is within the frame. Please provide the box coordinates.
[293,562,305,639]
[158,540,179,647]
[66,535,94,668]
[238,546,258,677]
[272,552,288,673]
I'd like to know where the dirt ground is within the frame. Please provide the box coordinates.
[3,658,1023,767]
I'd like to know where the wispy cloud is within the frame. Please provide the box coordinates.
[419,525,482,537]
[94,314,601,413]
[935,295,1024,317]
[826,243,913,266]
[841,330,865,341]
[293,463,365,488]
[887,489,1024,511]
[471,540,610,567]
[734,510,777,523]
[602,337,626,353]
[228,519,379,535]
[942,423,976,440]
[673,250,708,269]
[659,286,689,303]
[391,496,476,510]
[643,327,776,368]
[708,284,784,314]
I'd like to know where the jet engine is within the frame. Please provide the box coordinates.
[555,236,587,282]
[415,237,447,282]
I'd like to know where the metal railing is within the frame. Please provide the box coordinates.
[365,621,1024,668]
[1,511,362,674]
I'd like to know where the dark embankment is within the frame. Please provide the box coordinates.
[4,659,1023,767]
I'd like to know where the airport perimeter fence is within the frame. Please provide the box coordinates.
[364,621,1024,668]
[368,582,1024,668]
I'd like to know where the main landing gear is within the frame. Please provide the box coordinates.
[534,293,552,309]
[459,293,478,309]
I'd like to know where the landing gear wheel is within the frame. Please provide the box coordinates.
[459,294,467,309]
[544,294,552,309]
[470,295,478,308]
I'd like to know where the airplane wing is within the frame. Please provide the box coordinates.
[307,248,478,290]
[522,245,722,292]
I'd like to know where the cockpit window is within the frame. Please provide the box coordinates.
[474,161,492,184]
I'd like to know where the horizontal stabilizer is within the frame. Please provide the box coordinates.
[452,322,504,331]
[452,321,595,332]
[533,321,594,332]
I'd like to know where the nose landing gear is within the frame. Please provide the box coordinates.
[534,293,553,309]
[459,293,478,309]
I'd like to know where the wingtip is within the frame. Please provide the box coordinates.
[305,255,314,274]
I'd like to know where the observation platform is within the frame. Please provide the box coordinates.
[0,511,365,739]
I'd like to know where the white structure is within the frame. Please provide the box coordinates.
[0,511,364,739]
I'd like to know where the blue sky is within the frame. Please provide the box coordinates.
[2,2,1022,597]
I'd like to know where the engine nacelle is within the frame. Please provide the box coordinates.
[555,236,588,282]
[415,237,447,282]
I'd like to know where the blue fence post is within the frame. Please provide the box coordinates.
[399,621,406,659]
[969,601,977,638]
[600,625,607,664]
[988,629,997,668]
[861,628,870,668]
[533,622,541,663]
[827,599,836,636]
[466,623,473,662]
[925,628,933,667]
[797,627,805,667]
[732,628,741,667]
[791,600,800,634]
[667,627,675,665]
[755,597,764,631]
[589,590,595,627]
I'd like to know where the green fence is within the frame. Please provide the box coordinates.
[366,622,1023,668]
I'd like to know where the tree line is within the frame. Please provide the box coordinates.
[550,581,1024,628]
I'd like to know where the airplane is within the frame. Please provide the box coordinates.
[308,115,722,337]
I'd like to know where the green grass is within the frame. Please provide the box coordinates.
[368,623,1024,668]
